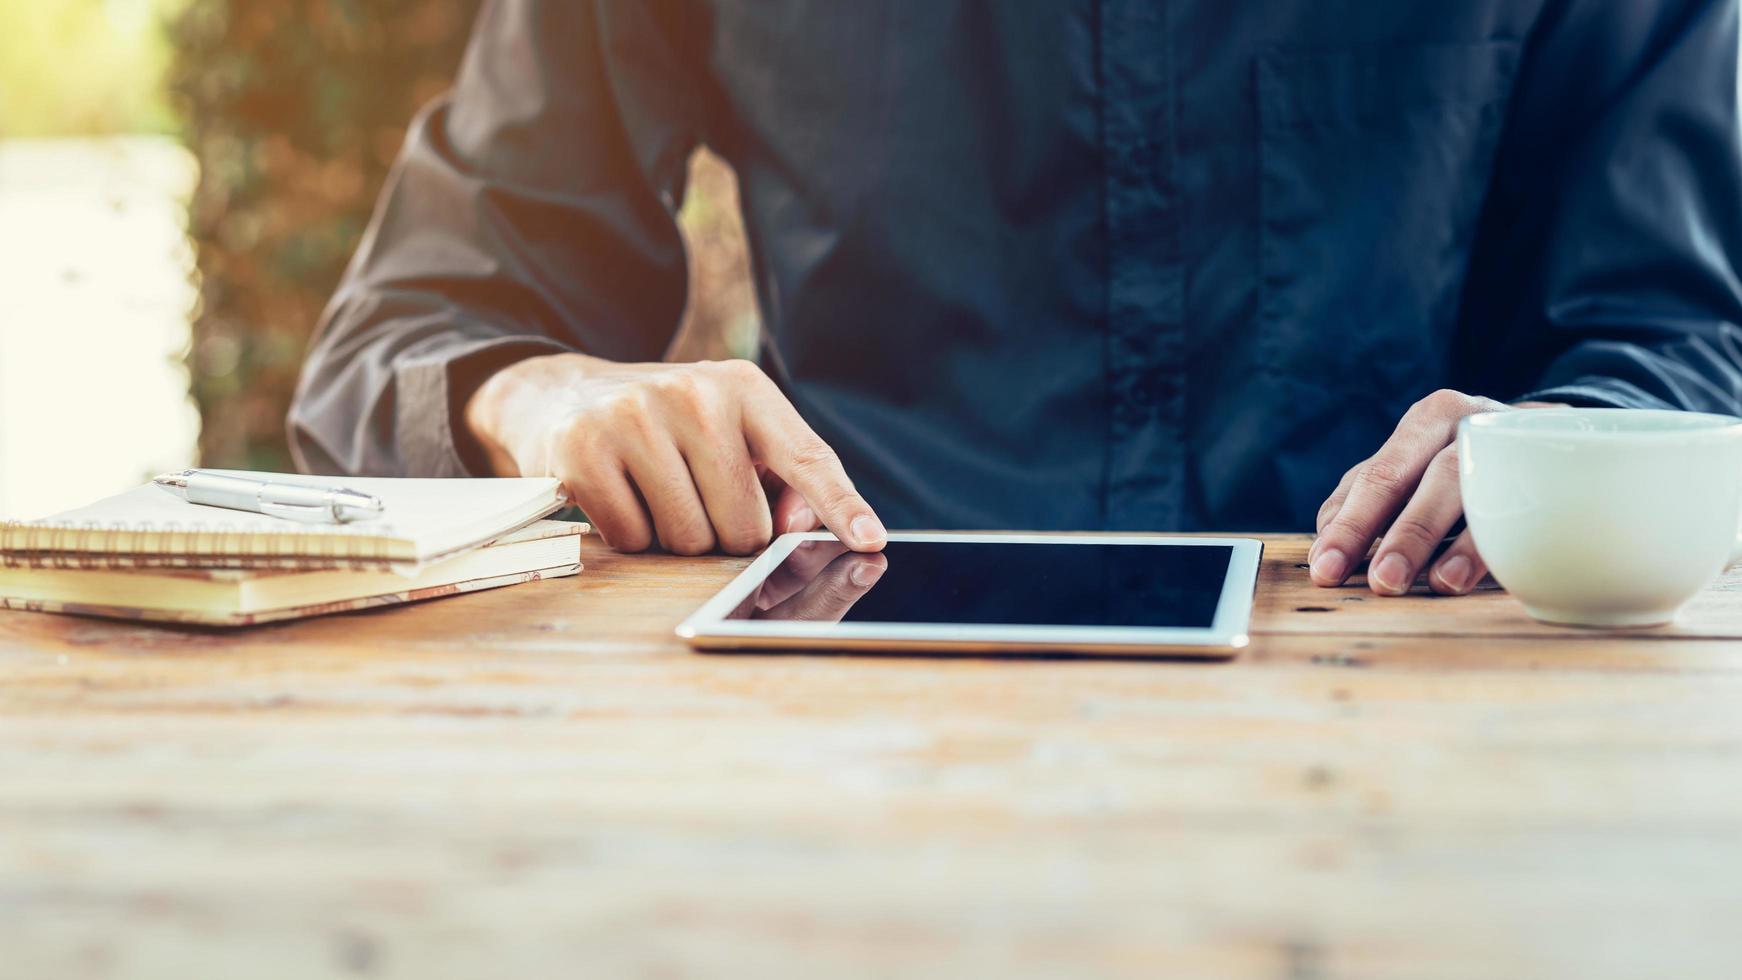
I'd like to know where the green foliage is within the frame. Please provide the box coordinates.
[167,1,756,470]
[167,0,482,469]
[0,0,189,136]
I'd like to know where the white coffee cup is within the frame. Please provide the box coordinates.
[1458,408,1742,627]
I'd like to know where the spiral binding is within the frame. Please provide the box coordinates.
[0,519,398,570]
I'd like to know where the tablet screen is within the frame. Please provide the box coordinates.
[726,540,1234,628]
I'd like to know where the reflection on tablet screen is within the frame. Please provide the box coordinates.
[728,541,1232,628]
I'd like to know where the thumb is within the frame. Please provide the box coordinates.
[770,480,821,535]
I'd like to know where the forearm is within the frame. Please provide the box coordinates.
[292,0,702,476]
[1509,0,1742,413]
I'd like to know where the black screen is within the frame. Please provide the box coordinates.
[726,541,1233,628]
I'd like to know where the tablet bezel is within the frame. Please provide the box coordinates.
[676,531,1263,657]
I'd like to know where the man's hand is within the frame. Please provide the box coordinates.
[464,352,887,556]
[1310,390,1554,597]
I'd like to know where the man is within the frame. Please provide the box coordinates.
[291,0,1742,599]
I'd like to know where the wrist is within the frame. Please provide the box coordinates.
[462,368,516,476]
[463,351,593,476]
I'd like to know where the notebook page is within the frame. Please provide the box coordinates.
[203,472,566,559]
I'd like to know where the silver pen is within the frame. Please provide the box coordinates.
[152,469,386,524]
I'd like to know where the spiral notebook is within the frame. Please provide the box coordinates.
[0,471,569,571]
[0,520,583,626]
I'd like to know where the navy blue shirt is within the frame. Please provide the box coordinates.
[291,0,1742,531]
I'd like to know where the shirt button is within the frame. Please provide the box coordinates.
[1133,376,1170,407]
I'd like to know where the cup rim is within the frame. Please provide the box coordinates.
[1461,408,1742,441]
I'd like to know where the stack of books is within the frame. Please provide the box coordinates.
[0,472,583,626]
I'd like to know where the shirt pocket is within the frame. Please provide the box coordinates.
[1256,40,1521,391]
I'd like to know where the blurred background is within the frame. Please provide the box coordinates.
[0,0,756,519]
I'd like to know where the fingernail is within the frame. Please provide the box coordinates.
[784,505,815,533]
[850,561,884,588]
[1310,548,1348,585]
[1372,552,1413,595]
[849,514,886,549]
[1434,554,1473,594]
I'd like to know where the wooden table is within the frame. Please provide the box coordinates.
[5,534,1742,979]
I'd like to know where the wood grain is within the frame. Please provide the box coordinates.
[3,534,1741,980]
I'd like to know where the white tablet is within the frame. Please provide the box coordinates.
[677,531,1263,658]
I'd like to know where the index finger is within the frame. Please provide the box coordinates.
[742,390,887,552]
[1310,433,1448,586]
[1310,393,1509,587]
